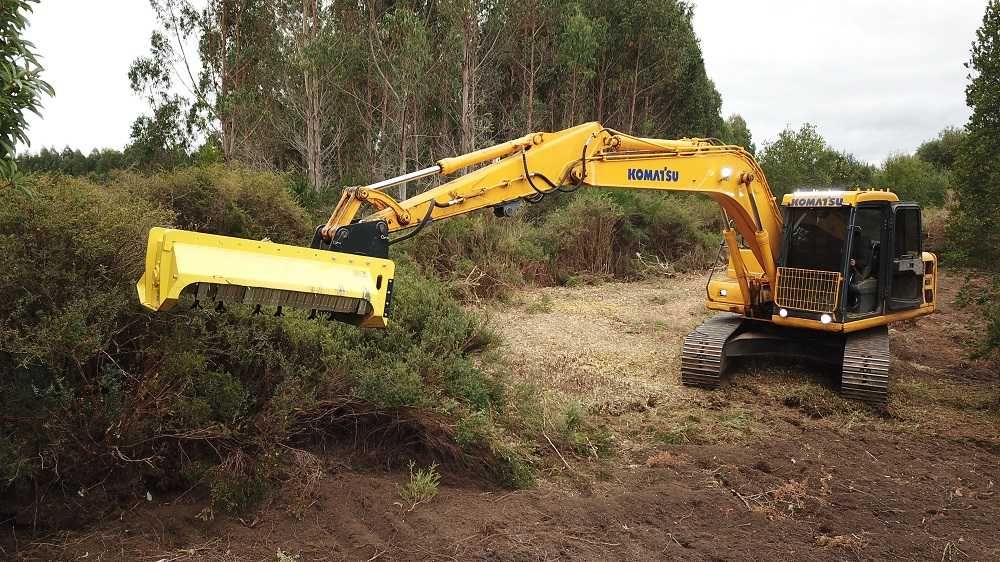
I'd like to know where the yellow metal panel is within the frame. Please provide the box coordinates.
[706,278,747,310]
[772,303,935,332]
[772,316,844,332]
[136,228,394,326]
[781,189,899,207]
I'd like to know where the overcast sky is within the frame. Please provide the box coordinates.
[23,0,987,163]
[691,0,986,162]
[23,0,155,154]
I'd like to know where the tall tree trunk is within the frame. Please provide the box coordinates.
[525,39,535,132]
[628,52,640,133]
[218,1,235,160]
[398,96,408,200]
[302,0,324,191]
[569,73,578,127]
[595,53,606,123]
[459,2,478,154]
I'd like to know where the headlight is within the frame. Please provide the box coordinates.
[820,313,832,324]
[778,308,788,318]
[719,288,728,297]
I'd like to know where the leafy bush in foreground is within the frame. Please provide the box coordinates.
[0,170,508,526]
[115,165,312,243]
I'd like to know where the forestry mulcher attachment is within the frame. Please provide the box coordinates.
[137,122,938,406]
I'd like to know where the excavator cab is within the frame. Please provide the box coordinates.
[773,190,935,330]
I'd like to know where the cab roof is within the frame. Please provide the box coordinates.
[781,189,899,208]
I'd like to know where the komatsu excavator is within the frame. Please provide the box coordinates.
[137,122,937,406]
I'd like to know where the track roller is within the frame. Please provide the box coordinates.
[840,325,890,407]
[680,313,743,388]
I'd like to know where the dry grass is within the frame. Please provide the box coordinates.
[282,448,325,519]
[483,274,710,410]
[815,533,867,558]
[481,271,1000,459]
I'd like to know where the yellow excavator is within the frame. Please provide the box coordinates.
[137,122,937,406]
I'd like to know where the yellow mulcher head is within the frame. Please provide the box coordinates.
[136,227,395,328]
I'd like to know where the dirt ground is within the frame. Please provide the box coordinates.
[9,271,999,562]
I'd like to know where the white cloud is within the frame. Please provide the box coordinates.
[23,0,156,153]
[691,0,986,162]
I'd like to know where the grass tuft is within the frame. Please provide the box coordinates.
[399,461,442,508]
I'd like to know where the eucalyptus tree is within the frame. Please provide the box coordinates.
[1,0,53,189]
[721,114,755,155]
[950,0,1000,271]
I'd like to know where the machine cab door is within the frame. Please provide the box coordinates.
[886,203,923,311]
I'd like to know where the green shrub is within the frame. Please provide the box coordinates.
[540,190,626,278]
[402,190,719,297]
[401,214,550,300]
[398,461,441,507]
[540,190,719,278]
[956,278,1000,359]
[874,154,951,207]
[116,165,311,243]
[491,443,536,488]
[454,410,493,447]
[0,170,507,525]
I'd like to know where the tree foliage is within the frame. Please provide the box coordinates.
[17,147,128,176]
[874,154,951,206]
[0,0,52,188]
[916,126,967,171]
[948,0,1000,355]
[949,0,1000,271]
[129,0,725,191]
[757,123,875,197]
[720,114,755,154]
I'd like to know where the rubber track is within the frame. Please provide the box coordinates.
[680,313,743,389]
[841,325,890,406]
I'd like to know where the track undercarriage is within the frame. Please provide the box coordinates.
[680,314,891,407]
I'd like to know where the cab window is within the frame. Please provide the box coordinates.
[785,207,849,272]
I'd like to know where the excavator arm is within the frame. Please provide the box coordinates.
[137,122,783,326]
[321,122,781,309]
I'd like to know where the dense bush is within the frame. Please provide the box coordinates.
[873,154,951,207]
[1,167,716,526]
[404,190,720,299]
[115,165,312,244]
[0,170,507,526]
[402,213,552,300]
